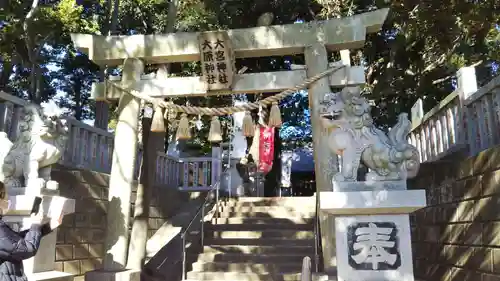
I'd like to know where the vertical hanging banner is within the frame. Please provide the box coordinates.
[258,126,275,174]
[198,31,235,91]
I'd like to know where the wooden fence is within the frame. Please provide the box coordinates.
[0,91,221,190]
[409,67,500,162]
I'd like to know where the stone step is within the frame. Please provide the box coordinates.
[196,252,309,264]
[183,273,336,281]
[186,271,302,281]
[223,196,314,203]
[205,237,314,246]
[201,245,314,256]
[218,205,315,216]
[207,230,314,239]
[191,261,304,273]
[216,209,315,218]
[213,212,314,221]
[27,271,74,281]
[207,221,313,231]
[220,198,315,208]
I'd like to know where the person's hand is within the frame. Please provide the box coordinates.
[29,211,45,225]
[50,213,64,230]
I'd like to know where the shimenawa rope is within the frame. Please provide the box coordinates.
[106,65,347,116]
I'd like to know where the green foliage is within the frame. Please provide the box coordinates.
[1,0,499,141]
[352,0,499,127]
[0,0,100,104]
[52,50,100,120]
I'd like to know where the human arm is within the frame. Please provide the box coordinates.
[19,223,52,238]
[19,212,64,238]
[0,222,44,261]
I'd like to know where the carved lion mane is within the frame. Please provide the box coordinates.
[319,87,420,182]
[0,105,69,190]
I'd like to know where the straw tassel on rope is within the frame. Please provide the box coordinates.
[150,106,166,132]
[208,116,222,143]
[242,111,255,137]
[268,102,282,128]
[176,113,191,140]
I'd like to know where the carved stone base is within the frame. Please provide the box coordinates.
[332,180,407,192]
[85,269,141,281]
[319,190,426,216]
[335,215,414,281]
[27,271,74,281]
[3,194,75,226]
[2,190,75,281]
[319,182,427,281]
[7,187,60,196]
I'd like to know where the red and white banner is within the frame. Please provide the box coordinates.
[258,126,275,174]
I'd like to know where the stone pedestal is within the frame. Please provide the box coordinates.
[84,269,140,281]
[3,188,76,281]
[320,181,426,281]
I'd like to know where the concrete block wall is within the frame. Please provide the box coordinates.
[410,146,500,281]
[50,165,196,281]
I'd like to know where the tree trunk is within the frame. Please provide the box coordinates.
[24,0,40,102]
[110,0,120,35]
[95,0,120,129]
[0,60,13,90]
[73,82,83,120]
[127,115,154,269]
[161,0,180,147]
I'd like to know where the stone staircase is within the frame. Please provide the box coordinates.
[186,196,316,281]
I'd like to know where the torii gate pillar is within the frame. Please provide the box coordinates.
[305,44,341,272]
[85,58,143,281]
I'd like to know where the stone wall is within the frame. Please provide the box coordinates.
[50,166,197,281]
[410,146,500,281]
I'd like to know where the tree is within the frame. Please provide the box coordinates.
[52,50,100,120]
[331,0,500,127]
[0,0,98,103]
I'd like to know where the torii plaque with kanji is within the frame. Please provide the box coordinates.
[198,31,235,91]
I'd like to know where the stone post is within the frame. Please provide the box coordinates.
[456,66,478,154]
[86,58,143,281]
[105,58,143,269]
[304,44,338,272]
[319,182,426,281]
[410,99,424,128]
[220,101,247,196]
[94,102,110,130]
[211,145,222,185]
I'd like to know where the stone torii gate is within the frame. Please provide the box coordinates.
[70,9,389,280]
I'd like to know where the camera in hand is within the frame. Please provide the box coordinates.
[31,197,42,215]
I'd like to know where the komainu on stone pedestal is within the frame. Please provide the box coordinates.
[0,105,69,192]
[319,86,420,182]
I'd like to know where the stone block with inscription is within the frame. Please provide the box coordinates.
[3,190,76,281]
[335,215,414,281]
[320,181,426,281]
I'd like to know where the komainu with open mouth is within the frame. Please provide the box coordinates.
[319,86,420,182]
